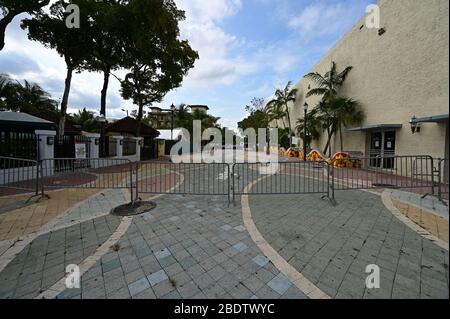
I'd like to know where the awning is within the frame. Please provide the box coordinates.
[410,114,449,124]
[347,124,403,132]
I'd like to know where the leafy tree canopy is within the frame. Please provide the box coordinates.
[0,0,50,51]
[120,0,199,135]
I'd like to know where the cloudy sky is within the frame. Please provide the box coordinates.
[0,0,374,130]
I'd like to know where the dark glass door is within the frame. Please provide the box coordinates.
[369,131,396,168]
[383,131,396,169]
[370,132,382,167]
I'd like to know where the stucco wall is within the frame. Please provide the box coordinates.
[286,0,449,159]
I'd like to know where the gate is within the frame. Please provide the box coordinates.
[54,135,91,159]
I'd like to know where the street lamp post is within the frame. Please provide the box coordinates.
[170,104,176,140]
[303,102,308,162]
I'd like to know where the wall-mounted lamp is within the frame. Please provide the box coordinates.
[95,138,99,145]
[47,136,55,145]
[409,115,421,134]
[119,140,123,146]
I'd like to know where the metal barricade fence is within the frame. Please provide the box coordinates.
[39,158,134,199]
[0,155,446,206]
[232,161,331,203]
[330,155,435,195]
[135,161,231,202]
[0,156,39,197]
[437,158,449,203]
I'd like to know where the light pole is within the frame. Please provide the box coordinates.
[170,103,176,140]
[303,102,308,162]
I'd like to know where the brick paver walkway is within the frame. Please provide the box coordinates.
[249,186,449,299]
[55,194,306,299]
[0,189,99,240]
[0,162,448,299]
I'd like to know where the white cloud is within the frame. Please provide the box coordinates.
[288,1,365,39]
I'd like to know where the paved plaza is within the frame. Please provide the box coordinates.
[0,164,448,299]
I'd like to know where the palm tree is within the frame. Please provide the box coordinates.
[0,74,13,109]
[304,61,352,100]
[174,104,193,133]
[266,101,286,129]
[305,62,361,155]
[295,108,321,149]
[70,108,100,132]
[315,97,364,156]
[331,97,364,151]
[267,81,298,146]
[0,76,57,113]
[16,80,57,113]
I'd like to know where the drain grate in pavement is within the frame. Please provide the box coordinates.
[110,201,157,216]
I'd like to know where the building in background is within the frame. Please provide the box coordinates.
[284,0,448,171]
[105,116,160,160]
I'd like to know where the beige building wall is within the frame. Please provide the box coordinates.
[286,0,449,160]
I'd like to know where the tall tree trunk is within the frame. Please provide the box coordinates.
[339,125,344,152]
[59,65,74,138]
[100,67,111,116]
[0,13,15,52]
[285,105,292,147]
[328,127,335,158]
[323,127,331,155]
[136,99,144,138]
[99,68,110,158]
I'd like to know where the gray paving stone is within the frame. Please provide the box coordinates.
[232,242,248,252]
[220,224,233,231]
[102,258,122,273]
[154,248,171,260]
[177,281,201,299]
[267,273,292,295]
[128,277,151,297]
[147,270,168,287]
[159,255,177,268]
[252,255,269,267]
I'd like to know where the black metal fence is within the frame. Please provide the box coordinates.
[0,131,38,162]
[54,135,91,159]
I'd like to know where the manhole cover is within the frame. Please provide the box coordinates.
[111,201,157,217]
